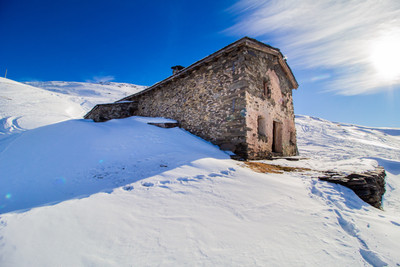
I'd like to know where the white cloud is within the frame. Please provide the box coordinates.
[87,75,115,83]
[227,0,400,95]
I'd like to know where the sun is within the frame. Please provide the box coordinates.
[369,33,400,82]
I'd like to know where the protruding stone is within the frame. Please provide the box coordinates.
[319,166,386,209]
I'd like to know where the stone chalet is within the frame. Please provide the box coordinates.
[85,37,299,160]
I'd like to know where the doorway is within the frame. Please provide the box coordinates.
[272,121,283,154]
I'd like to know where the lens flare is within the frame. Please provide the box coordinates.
[5,193,12,199]
[55,177,66,185]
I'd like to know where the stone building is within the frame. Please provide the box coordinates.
[85,37,299,159]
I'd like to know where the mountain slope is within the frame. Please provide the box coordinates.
[296,115,400,162]
[0,78,146,135]
[0,78,399,266]
[25,80,146,111]
[0,78,85,133]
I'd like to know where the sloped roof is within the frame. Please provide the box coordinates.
[118,37,298,102]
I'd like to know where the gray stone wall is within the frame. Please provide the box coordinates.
[85,38,299,160]
[125,46,250,157]
[84,102,138,122]
[242,46,298,159]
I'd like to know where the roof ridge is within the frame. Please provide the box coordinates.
[117,37,297,102]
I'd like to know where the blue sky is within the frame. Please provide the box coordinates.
[1,0,399,127]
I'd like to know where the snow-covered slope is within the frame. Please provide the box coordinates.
[25,80,146,111]
[0,78,85,133]
[296,115,400,163]
[0,78,145,135]
[0,79,399,266]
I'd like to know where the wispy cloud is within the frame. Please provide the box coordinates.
[87,75,115,83]
[227,0,400,95]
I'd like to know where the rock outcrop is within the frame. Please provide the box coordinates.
[319,166,386,209]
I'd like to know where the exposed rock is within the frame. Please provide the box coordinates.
[319,166,386,209]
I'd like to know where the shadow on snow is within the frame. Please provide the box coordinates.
[0,117,229,214]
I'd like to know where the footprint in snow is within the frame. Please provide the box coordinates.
[208,173,223,178]
[211,168,236,177]
[158,180,171,189]
[391,221,400,227]
[177,177,197,182]
[123,185,134,191]
[334,210,388,266]
[141,182,154,187]
[359,249,387,267]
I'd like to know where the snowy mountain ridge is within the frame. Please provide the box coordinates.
[0,77,399,266]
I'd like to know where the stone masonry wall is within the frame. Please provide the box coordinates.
[84,102,138,122]
[85,39,299,160]
[125,46,250,157]
[243,46,298,159]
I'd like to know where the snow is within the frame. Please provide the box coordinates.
[24,80,146,112]
[133,116,178,124]
[0,78,146,135]
[0,78,400,266]
[0,78,84,132]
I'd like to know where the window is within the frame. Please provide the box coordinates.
[258,116,267,136]
[263,81,271,98]
[258,116,268,142]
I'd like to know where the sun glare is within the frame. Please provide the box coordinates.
[370,33,400,82]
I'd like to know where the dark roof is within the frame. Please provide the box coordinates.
[118,37,298,102]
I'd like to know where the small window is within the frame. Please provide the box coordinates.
[263,82,271,98]
[258,116,268,142]
[257,116,267,136]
